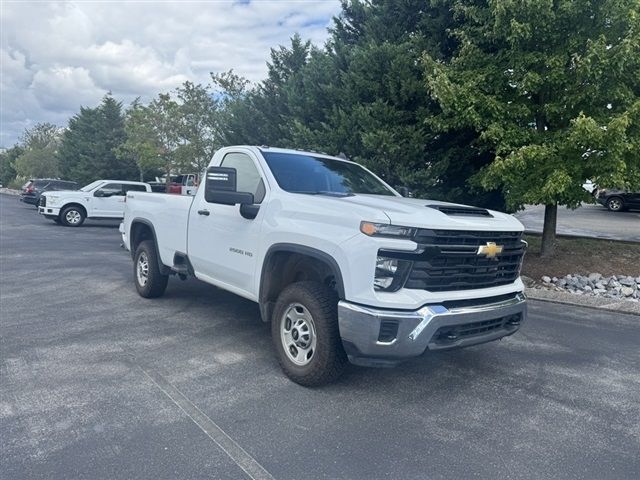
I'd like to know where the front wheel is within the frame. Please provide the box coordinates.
[134,240,168,298]
[606,196,624,212]
[60,205,86,226]
[271,281,347,387]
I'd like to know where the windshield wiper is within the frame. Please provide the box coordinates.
[290,191,355,197]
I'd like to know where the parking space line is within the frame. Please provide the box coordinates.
[136,362,275,480]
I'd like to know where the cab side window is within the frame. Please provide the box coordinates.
[97,183,124,196]
[220,153,265,204]
[124,184,147,193]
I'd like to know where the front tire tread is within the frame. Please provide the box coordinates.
[271,281,347,387]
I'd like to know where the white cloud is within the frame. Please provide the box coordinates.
[0,0,341,147]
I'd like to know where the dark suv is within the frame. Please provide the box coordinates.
[596,188,640,212]
[20,179,79,206]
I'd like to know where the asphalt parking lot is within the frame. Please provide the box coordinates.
[515,203,640,242]
[1,193,639,480]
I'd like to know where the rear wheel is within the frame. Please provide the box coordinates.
[60,205,85,226]
[271,281,347,387]
[134,240,168,298]
[606,196,624,212]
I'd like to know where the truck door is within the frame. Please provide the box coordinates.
[91,183,125,217]
[188,152,267,296]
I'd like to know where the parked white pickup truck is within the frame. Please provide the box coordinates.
[122,146,527,386]
[39,180,151,226]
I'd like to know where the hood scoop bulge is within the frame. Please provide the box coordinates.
[426,204,493,217]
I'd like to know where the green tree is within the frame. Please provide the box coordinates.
[119,83,218,185]
[212,1,505,209]
[146,93,182,186]
[210,70,256,145]
[174,81,219,172]
[0,146,23,186]
[423,0,640,255]
[58,94,137,185]
[117,99,161,181]
[13,123,61,179]
[14,149,59,179]
[98,95,137,180]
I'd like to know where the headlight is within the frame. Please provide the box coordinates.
[374,255,412,291]
[360,221,415,238]
[46,195,59,204]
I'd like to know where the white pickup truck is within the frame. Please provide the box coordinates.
[39,180,151,226]
[122,146,527,386]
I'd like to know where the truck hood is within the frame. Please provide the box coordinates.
[42,190,83,196]
[340,194,523,231]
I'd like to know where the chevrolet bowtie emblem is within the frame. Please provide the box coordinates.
[477,242,503,259]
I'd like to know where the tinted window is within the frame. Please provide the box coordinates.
[97,183,124,196]
[54,181,78,190]
[81,181,103,192]
[221,153,265,203]
[261,152,394,196]
[124,184,147,193]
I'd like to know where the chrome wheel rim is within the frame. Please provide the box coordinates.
[65,210,81,224]
[280,303,317,366]
[137,252,149,287]
[609,199,622,211]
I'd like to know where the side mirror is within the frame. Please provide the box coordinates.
[205,166,255,206]
[94,190,107,198]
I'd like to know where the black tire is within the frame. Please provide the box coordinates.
[271,281,347,387]
[60,205,86,226]
[606,196,624,212]
[133,240,169,298]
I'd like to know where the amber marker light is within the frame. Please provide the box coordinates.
[360,221,378,236]
[359,221,415,238]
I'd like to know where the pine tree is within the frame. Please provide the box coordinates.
[58,94,136,185]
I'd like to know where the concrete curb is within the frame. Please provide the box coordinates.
[525,287,640,316]
[523,230,640,244]
[0,188,20,196]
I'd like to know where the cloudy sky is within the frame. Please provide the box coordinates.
[0,0,342,147]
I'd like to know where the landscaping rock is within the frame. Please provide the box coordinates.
[588,273,602,282]
[537,273,640,303]
[620,276,635,287]
[621,286,634,297]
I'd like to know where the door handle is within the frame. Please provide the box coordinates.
[197,209,210,216]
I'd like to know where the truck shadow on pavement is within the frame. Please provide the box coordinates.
[151,276,541,394]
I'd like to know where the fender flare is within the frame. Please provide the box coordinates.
[130,218,171,275]
[258,243,346,322]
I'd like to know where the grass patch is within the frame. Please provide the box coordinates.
[522,234,640,280]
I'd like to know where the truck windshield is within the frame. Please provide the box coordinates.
[80,181,103,192]
[262,152,395,196]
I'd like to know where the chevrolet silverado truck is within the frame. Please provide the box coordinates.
[39,180,151,226]
[122,146,527,386]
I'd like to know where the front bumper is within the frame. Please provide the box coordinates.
[38,206,61,216]
[338,292,526,366]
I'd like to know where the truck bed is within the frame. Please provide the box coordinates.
[124,192,194,268]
